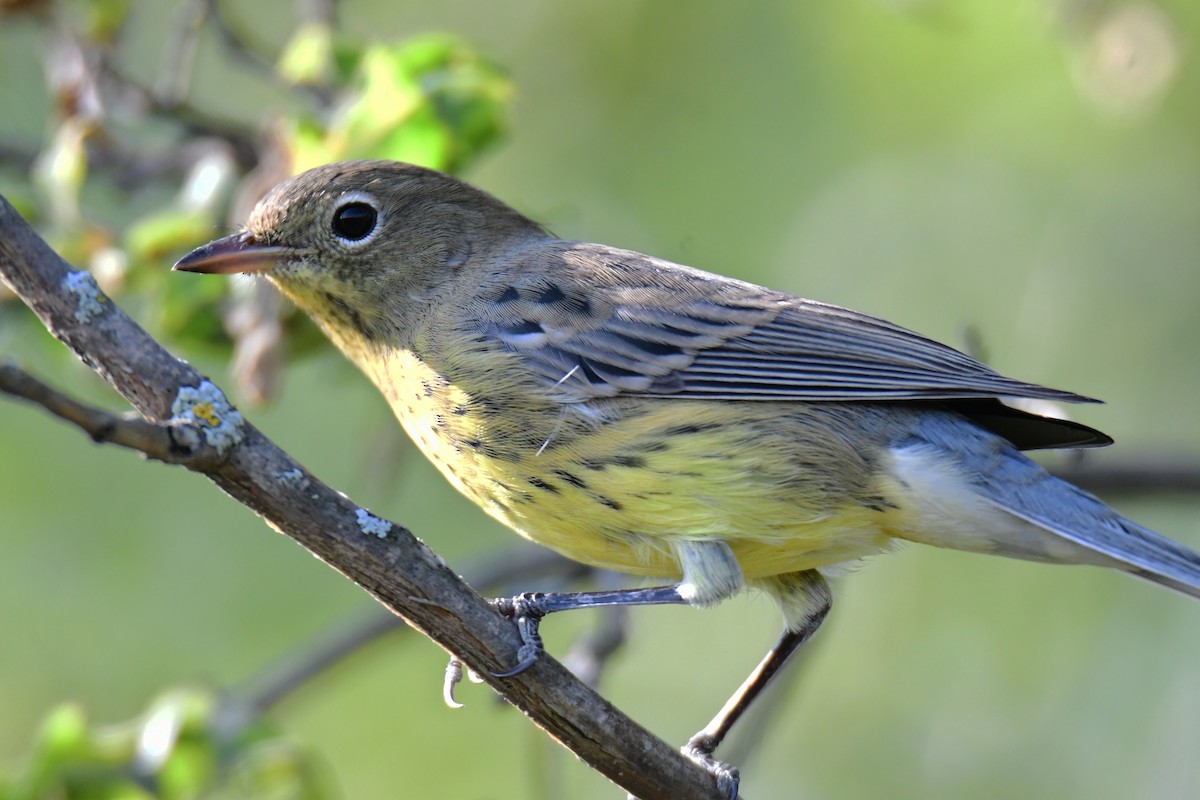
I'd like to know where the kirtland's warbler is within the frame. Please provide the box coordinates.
[177,160,1200,792]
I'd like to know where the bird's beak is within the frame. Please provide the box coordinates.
[173,232,292,275]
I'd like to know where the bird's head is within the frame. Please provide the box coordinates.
[175,160,546,343]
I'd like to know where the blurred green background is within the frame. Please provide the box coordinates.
[3,1,1200,798]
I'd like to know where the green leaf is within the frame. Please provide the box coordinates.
[371,104,451,167]
[16,704,100,799]
[334,43,425,152]
[277,21,334,87]
[282,34,512,174]
[31,118,92,230]
[35,703,89,760]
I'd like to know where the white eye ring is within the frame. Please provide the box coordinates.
[330,191,382,247]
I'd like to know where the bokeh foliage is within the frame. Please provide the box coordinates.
[2,1,1200,799]
[2,2,512,797]
[2,689,328,800]
[3,0,510,402]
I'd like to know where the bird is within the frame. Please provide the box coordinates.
[175,159,1200,796]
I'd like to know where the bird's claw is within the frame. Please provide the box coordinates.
[443,656,466,708]
[683,734,740,800]
[443,593,549,707]
[491,592,547,677]
[442,655,484,708]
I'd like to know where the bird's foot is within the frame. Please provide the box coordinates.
[682,733,740,800]
[491,592,548,677]
[442,592,549,707]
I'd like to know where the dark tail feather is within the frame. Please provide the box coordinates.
[988,467,1200,600]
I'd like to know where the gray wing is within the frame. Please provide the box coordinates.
[481,242,1098,408]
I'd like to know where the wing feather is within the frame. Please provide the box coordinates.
[481,243,1098,408]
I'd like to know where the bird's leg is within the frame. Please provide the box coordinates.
[489,584,689,676]
[445,541,744,703]
[452,541,757,797]
[684,570,831,785]
[485,539,744,678]
[443,585,688,706]
[441,583,695,707]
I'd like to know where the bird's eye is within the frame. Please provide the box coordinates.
[331,201,378,243]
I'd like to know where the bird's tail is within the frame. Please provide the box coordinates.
[886,412,1200,600]
[982,467,1200,600]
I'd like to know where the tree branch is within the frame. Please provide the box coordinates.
[0,362,213,464]
[237,547,590,716]
[1052,453,1200,496]
[0,194,731,800]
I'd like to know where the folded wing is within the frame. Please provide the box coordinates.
[480,242,1110,449]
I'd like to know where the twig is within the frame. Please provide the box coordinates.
[0,362,216,466]
[0,193,733,800]
[562,606,629,690]
[99,62,259,159]
[204,0,335,106]
[154,0,207,108]
[1052,453,1200,495]
[562,565,633,689]
[0,142,38,171]
[240,547,591,716]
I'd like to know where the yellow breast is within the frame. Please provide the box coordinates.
[364,348,901,581]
